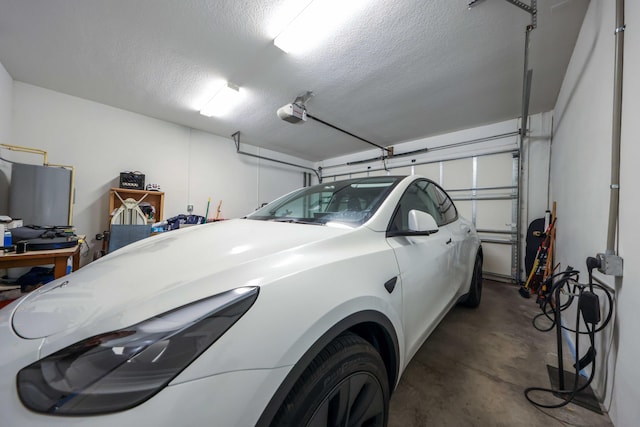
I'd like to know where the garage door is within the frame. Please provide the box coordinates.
[325,150,519,282]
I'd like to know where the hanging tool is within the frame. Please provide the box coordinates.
[543,203,557,280]
[204,197,211,221]
[215,200,223,221]
[519,217,556,300]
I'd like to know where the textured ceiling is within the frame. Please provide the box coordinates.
[0,0,588,161]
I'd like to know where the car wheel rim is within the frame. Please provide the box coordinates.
[308,372,385,427]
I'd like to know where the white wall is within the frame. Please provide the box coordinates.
[552,1,639,425]
[6,82,309,264]
[615,1,640,425]
[0,61,13,212]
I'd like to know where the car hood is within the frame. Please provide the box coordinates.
[12,219,353,339]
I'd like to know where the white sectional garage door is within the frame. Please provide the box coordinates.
[328,151,519,281]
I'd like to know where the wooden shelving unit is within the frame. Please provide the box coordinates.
[109,188,165,222]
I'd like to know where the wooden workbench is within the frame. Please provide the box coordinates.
[0,243,81,279]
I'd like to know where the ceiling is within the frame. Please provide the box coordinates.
[0,0,589,162]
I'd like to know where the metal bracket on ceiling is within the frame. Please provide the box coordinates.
[294,91,315,108]
[468,0,537,29]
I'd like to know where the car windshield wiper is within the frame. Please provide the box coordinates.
[269,218,324,225]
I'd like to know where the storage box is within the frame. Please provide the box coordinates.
[8,219,23,229]
[119,172,145,190]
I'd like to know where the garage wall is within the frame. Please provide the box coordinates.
[4,82,309,263]
[0,61,12,213]
[551,1,639,425]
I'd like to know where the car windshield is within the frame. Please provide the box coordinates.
[247,176,403,227]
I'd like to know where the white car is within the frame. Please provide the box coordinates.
[0,175,482,427]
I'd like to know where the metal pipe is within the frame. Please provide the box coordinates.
[511,153,520,280]
[513,25,533,283]
[421,131,520,153]
[472,156,478,225]
[483,271,515,282]
[0,144,75,225]
[606,0,625,254]
[480,238,514,245]
[0,143,49,165]
[476,229,517,235]
[321,131,519,171]
[468,0,537,282]
[451,195,516,202]
[547,116,553,209]
[321,148,519,180]
[231,132,321,182]
[447,185,517,192]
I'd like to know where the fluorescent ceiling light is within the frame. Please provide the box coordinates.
[273,0,366,54]
[199,82,242,117]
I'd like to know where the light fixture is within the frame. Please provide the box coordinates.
[273,0,366,54]
[199,82,242,117]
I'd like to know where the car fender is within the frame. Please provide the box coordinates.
[254,307,402,427]
[171,253,406,382]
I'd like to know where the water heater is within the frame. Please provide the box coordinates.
[9,163,72,226]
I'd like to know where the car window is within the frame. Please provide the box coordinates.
[270,191,331,218]
[432,184,458,224]
[389,180,445,231]
[248,176,403,227]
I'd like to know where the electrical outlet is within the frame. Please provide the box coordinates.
[596,252,623,276]
[187,204,194,213]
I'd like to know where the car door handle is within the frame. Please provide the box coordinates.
[446,238,453,245]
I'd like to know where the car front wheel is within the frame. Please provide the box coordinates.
[272,332,389,427]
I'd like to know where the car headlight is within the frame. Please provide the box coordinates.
[17,286,259,415]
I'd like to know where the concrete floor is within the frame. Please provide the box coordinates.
[388,280,614,427]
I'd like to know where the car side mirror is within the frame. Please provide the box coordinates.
[408,210,439,233]
[387,210,439,237]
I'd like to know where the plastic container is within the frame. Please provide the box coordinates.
[3,230,11,247]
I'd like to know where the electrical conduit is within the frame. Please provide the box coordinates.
[606,0,624,255]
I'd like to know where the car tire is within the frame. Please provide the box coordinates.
[460,253,482,308]
[272,332,389,427]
